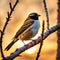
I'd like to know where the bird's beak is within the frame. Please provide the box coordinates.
[38,14,41,16]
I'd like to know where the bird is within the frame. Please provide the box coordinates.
[5,12,41,51]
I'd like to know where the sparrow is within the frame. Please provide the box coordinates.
[5,12,41,51]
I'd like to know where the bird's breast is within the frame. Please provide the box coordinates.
[31,20,40,36]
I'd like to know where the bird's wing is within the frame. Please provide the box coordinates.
[14,19,34,38]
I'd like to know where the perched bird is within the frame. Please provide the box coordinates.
[5,13,41,51]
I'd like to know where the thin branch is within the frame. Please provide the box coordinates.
[36,21,45,60]
[3,0,19,33]
[9,2,12,10]
[0,30,2,32]
[43,0,50,30]
[5,23,60,60]
[0,30,3,35]
[0,0,19,59]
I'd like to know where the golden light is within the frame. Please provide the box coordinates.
[24,41,36,54]
[25,45,36,54]
[17,40,36,54]
[17,40,24,47]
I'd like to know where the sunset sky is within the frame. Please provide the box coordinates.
[0,0,58,60]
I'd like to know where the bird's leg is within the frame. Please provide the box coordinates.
[21,40,26,45]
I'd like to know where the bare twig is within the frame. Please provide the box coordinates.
[0,30,1,32]
[43,0,49,30]
[0,0,19,59]
[5,23,60,60]
[0,30,3,34]
[3,0,19,33]
[36,21,45,60]
[56,0,60,60]
[9,2,12,10]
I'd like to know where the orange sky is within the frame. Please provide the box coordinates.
[0,0,58,60]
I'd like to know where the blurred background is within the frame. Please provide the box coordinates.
[0,0,58,60]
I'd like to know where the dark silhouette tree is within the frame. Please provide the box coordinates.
[57,0,60,60]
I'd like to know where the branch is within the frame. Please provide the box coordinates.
[0,30,1,32]
[36,21,45,60]
[43,0,50,30]
[3,0,19,33]
[0,0,19,59]
[5,23,60,60]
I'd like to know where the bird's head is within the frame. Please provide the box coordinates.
[28,13,41,20]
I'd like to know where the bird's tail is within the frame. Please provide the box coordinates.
[4,38,19,51]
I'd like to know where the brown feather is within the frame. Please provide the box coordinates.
[14,19,34,38]
[20,26,33,40]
